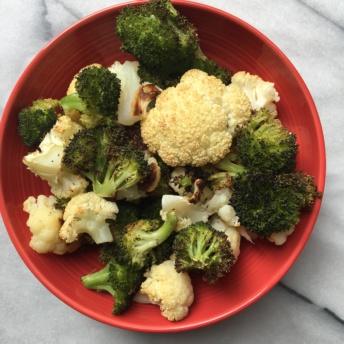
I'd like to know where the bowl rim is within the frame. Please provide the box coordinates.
[0,0,326,332]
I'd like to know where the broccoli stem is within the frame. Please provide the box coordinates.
[92,160,141,198]
[135,212,178,253]
[59,92,85,112]
[215,157,247,176]
[81,263,116,296]
[189,231,216,265]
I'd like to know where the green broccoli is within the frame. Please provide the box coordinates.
[235,108,298,174]
[81,258,145,315]
[17,98,59,148]
[59,65,121,128]
[173,221,236,284]
[113,211,178,268]
[115,0,231,88]
[99,200,142,261]
[62,124,151,198]
[230,171,322,237]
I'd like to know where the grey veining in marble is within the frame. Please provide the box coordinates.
[1,1,344,343]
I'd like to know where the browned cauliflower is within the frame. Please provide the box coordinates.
[136,259,194,321]
[59,192,118,244]
[141,69,253,167]
[23,195,81,254]
[231,71,280,115]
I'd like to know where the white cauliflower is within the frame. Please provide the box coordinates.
[205,188,233,216]
[22,115,89,199]
[267,227,295,245]
[141,69,234,167]
[108,61,161,125]
[23,195,81,254]
[160,194,208,231]
[160,188,233,231]
[231,71,280,115]
[209,215,241,261]
[136,259,194,321]
[222,84,252,135]
[59,192,118,244]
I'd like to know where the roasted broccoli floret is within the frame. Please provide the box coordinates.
[115,0,231,88]
[230,171,322,237]
[60,65,121,128]
[236,108,298,174]
[81,258,145,315]
[173,221,235,284]
[17,98,59,148]
[113,212,178,268]
[62,124,151,198]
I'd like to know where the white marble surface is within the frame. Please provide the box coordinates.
[0,0,343,343]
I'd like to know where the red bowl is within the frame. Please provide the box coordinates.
[0,1,325,332]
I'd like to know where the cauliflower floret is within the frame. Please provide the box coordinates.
[59,192,118,244]
[108,61,161,125]
[205,188,233,216]
[23,195,81,254]
[209,215,241,261]
[160,187,233,231]
[267,227,295,245]
[161,194,208,231]
[140,69,233,167]
[22,115,89,199]
[231,71,280,115]
[222,84,252,135]
[137,259,194,321]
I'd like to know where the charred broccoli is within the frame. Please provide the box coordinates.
[17,98,59,148]
[111,211,178,268]
[173,221,235,284]
[235,108,298,174]
[81,258,145,315]
[62,124,151,198]
[60,65,121,128]
[230,171,322,237]
[115,0,231,88]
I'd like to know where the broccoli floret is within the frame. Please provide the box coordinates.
[275,172,322,210]
[63,124,150,198]
[115,212,178,268]
[17,98,59,148]
[81,258,145,315]
[173,221,235,284]
[215,109,298,175]
[115,0,231,88]
[230,172,322,237]
[60,65,121,128]
[236,108,298,174]
[89,147,148,198]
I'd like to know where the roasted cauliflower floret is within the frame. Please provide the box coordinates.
[138,259,194,321]
[222,84,252,135]
[59,192,118,244]
[140,69,233,167]
[231,71,280,115]
[23,195,81,254]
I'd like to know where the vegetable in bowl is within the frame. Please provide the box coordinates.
[0,0,319,329]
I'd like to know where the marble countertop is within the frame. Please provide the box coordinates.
[1,0,343,343]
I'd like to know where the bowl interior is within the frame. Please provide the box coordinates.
[0,1,325,332]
